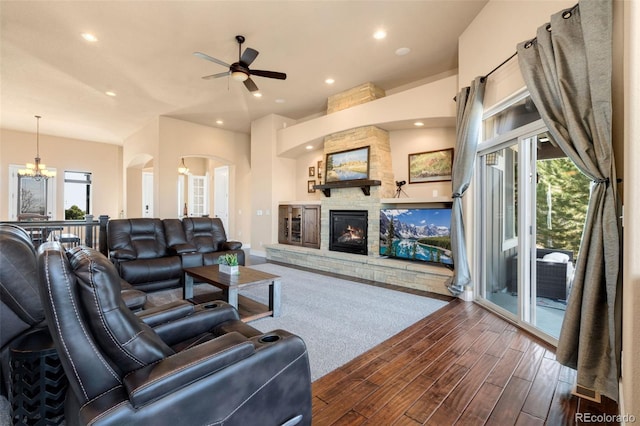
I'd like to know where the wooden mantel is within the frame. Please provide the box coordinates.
[313,179,382,197]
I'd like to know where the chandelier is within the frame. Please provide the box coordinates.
[178,157,190,175]
[18,115,56,181]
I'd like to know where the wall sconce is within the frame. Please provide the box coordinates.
[178,158,190,175]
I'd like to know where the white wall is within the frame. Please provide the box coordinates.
[250,114,297,255]
[389,128,456,200]
[294,148,323,202]
[277,75,458,155]
[156,117,251,241]
[120,116,251,241]
[0,128,123,221]
[122,117,159,217]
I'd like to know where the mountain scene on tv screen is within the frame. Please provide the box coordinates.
[380,209,453,266]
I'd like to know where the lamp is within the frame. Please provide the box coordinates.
[231,70,249,82]
[18,115,56,181]
[178,158,190,175]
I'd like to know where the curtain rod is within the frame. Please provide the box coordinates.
[453,51,518,101]
[482,51,518,81]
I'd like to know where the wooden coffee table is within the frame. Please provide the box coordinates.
[183,265,281,321]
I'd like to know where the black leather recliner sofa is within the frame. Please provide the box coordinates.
[0,224,47,396]
[107,217,245,292]
[0,224,144,397]
[37,242,312,426]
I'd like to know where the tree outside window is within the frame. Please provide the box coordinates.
[536,157,590,259]
[18,176,48,215]
[64,171,92,219]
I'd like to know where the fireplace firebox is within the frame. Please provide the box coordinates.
[329,210,368,255]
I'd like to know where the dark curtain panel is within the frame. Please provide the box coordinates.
[517,0,621,401]
[447,77,486,296]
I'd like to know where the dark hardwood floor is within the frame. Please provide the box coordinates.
[247,255,618,425]
[310,299,619,425]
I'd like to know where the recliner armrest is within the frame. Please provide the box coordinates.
[137,300,195,327]
[167,242,197,255]
[149,302,241,345]
[180,251,203,269]
[123,332,254,408]
[222,241,242,251]
[110,248,136,260]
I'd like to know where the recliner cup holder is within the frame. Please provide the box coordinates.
[259,335,280,343]
[203,303,219,309]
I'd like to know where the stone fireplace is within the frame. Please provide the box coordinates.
[266,82,454,296]
[318,124,394,256]
[329,210,368,255]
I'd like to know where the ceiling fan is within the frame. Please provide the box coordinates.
[194,35,287,93]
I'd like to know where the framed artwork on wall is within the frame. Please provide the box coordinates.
[325,146,370,183]
[307,180,316,193]
[408,148,454,183]
[309,166,315,177]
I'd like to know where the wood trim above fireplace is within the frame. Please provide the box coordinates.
[313,179,381,197]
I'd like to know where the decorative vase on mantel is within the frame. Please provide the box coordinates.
[219,264,239,275]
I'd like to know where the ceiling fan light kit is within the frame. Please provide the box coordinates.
[231,70,248,82]
[195,35,286,93]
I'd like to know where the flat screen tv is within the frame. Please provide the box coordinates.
[379,207,453,268]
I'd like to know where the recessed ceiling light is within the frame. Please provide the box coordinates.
[253,92,262,98]
[275,98,285,104]
[215,120,224,125]
[81,33,98,42]
[395,47,411,56]
[325,78,335,85]
[414,121,424,127]
[306,145,314,150]
[373,29,387,40]
[105,91,116,97]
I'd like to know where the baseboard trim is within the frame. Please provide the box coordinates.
[250,248,266,258]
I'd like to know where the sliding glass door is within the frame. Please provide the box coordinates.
[478,120,590,341]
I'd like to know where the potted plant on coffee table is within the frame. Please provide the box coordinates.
[218,253,239,275]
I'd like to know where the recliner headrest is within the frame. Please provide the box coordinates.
[67,246,174,372]
[182,217,227,253]
[0,224,44,326]
[107,218,169,259]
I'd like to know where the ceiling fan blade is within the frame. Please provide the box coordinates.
[193,51,230,68]
[243,78,259,92]
[240,47,259,66]
[202,71,230,80]
[250,69,287,80]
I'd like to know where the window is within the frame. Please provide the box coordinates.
[64,171,92,219]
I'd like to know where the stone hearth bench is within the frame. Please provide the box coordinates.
[265,243,453,296]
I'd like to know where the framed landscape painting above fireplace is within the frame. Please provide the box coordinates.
[325,146,370,183]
